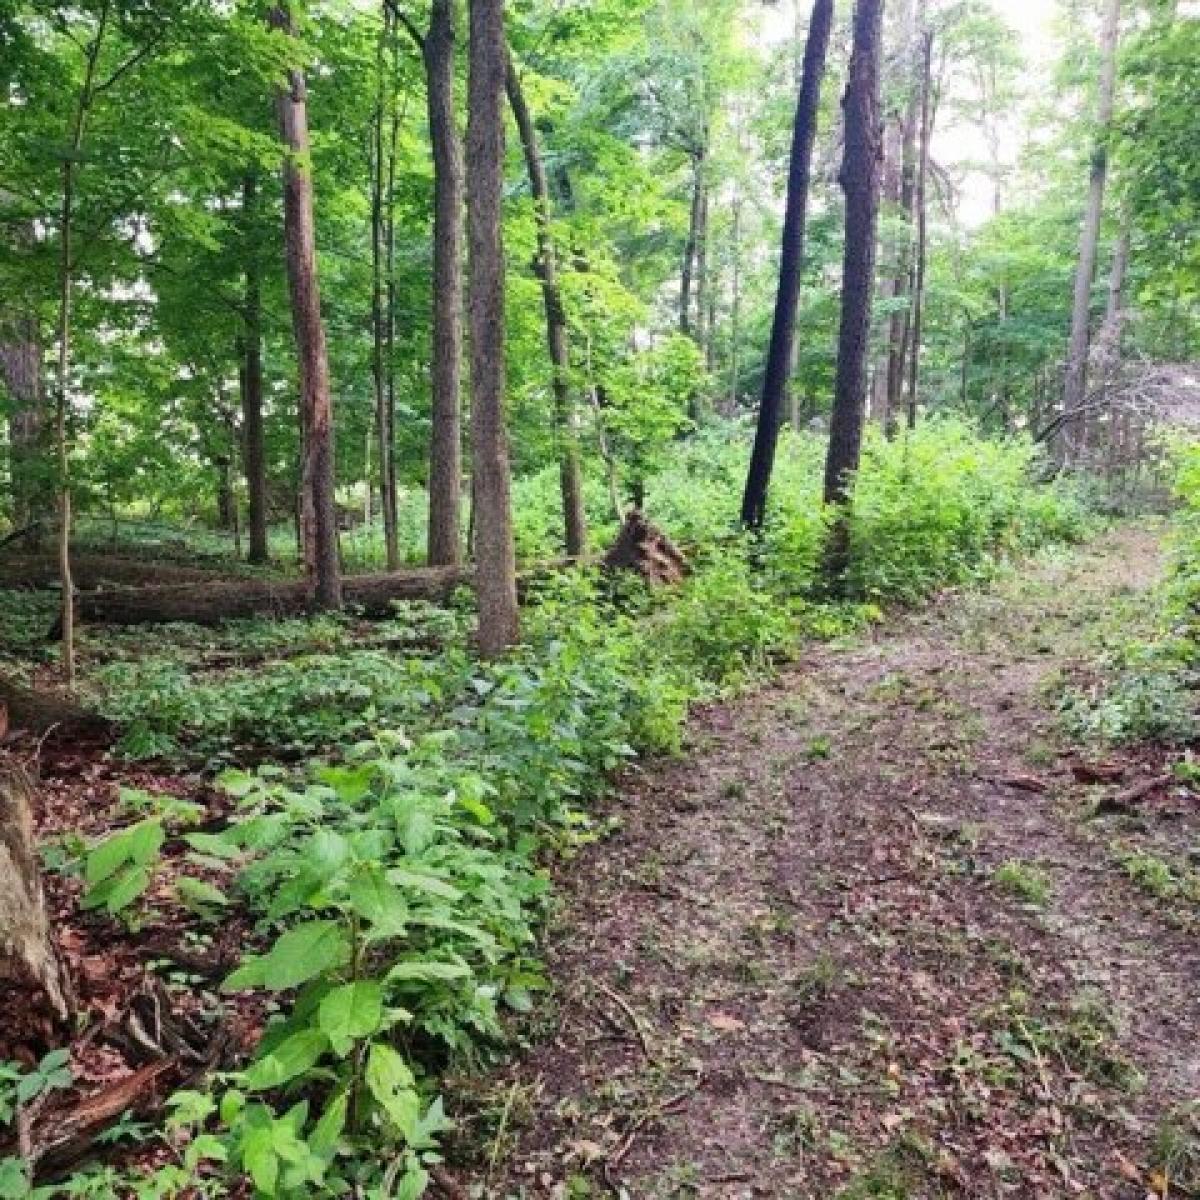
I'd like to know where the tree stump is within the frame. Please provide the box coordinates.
[602,511,688,585]
[0,767,71,1023]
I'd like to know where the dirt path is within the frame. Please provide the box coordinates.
[463,524,1200,1200]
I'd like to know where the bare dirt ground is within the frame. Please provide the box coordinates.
[458,524,1200,1199]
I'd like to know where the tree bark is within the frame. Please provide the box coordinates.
[905,28,934,429]
[0,767,72,1023]
[822,0,885,582]
[371,4,400,570]
[239,173,270,566]
[1061,0,1121,463]
[467,0,520,656]
[269,4,342,610]
[884,0,920,435]
[424,0,466,569]
[0,676,110,738]
[1,296,45,551]
[679,149,706,337]
[740,0,834,530]
[504,54,587,558]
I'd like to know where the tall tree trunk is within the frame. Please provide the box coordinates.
[740,0,834,529]
[240,173,270,565]
[424,0,465,568]
[1061,0,1122,463]
[884,0,920,435]
[371,5,399,570]
[822,0,884,583]
[679,149,706,337]
[269,3,342,610]
[905,29,934,429]
[1,311,44,549]
[505,55,587,557]
[727,193,743,412]
[467,0,519,656]
[54,4,110,690]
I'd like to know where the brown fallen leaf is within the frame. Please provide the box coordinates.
[708,1012,745,1032]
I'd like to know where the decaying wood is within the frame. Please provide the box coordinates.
[602,511,687,586]
[0,767,71,1023]
[0,554,229,591]
[0,677,111,738]
[64,566,468,628]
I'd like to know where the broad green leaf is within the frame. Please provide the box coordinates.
[385,960,470,985]
[242,1031,329,1091]
[347,868,409,933]
[365,1043,419,1141]
[85,820,163,885]
[223,921,350,993]
[318,982,383,1055]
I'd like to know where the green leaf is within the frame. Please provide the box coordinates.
[242,1031,329,1091]
[82,864,151,914]
[223,921,350,994]
[85,820,164,885]
[318,982,383,1056]
[386,868,462,902]
[347,868,408,934]
[385,960,470,985]
[365,1043,419,1141]
[308,1090,347,1161]
[177,876,230,912]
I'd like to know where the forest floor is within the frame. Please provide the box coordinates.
[458,523,1200,1200]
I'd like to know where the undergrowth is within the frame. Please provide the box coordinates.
[2,421,1094,1198]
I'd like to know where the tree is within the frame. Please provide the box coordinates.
[467,0,519,656]
[422,0,466,569]
[240,172,270,565]
[740,0,834,530]
[505,53,587,557]
[822,0,884,582]
[269,3,341,609]
[1061,0,1121,462]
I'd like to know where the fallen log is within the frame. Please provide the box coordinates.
[0,678,112,738]
[62,518,689,631]
[0,767,72,1024]
[66,567,467,628]
[0,554,234,591]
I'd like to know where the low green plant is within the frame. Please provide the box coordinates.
[993,860,1051,907]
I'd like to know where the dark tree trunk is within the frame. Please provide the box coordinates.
[240,174,270,566]
[1,306,46,549]
[905,28,934,428]
[822,0,885,581]
[371,5,400,570]
[505,55,587,558]
[740,0,834,529]
[467,0,520,656]
[424,0,466,568]
[269,4,342,610]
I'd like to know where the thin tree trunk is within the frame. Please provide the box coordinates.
[905,29,934,429]
[269,3,342,609]
[371,6,399,570]
[54,3,110,690]
[822,0,885,583]
[505,55,587,557]
[1061,0,1121,463]
[467,0,519,656]
[885,0,920,435]
[240,173,270,565]
[424,0,465,568]
[679,150,705,337]
[741,0,834,529]
[727,194,743,412]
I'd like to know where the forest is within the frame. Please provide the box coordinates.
[0,0,1198,1195]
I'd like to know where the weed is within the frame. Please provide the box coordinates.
[992,860,1051,907]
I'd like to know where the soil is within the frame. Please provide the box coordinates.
[458,523,1200,1199]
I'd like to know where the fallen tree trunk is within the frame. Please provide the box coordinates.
[0,555,232,591]
[68,566,469,628]
[62,521,688,631]
[0,677,111,738]
[0,767,72,1023]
